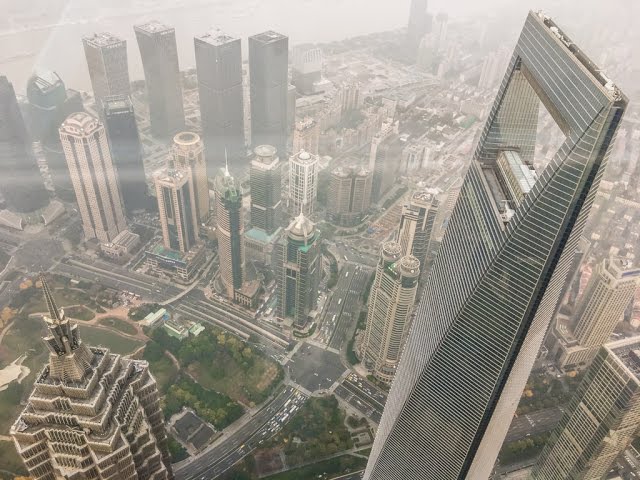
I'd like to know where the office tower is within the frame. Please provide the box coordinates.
[363,11,628,480]
[361,242,420,384]
[154,168,199,254]
[83,33,130,105]
[171,132,209,225]
[102,95,148,213]
[250,144,281,234]
[26,71,83,197]
[134,21,185,138]
[326,166,373,227]
[407,0,431,50]
[289,150,318,216]
[287,84,297,143]
[195,30,245,168]
[531,337,640,479]
[0,76,49,212]
[59,112,127,243]
[397,190,439,273]
[274,211,321,328]
[249,31,289,156]
[432,12,448,53]
[556,257,640,369]
[478,47,511,91]
[370,133,403,204]
[341,82,362,113]
[292,117,320,156]
[292,47,327,95]
[215,166,245,298]
[11,275,173,480]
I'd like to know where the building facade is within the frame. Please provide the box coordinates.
[556,257,640,369]
[82,33,130,105]
[531,337,640,479]
[249,31,289,156]
[364,11,628,480]
[102,95,148,214]
[397,190,438,274]
[214,167,245,299]
[154,168,199,254]
[171,132,209,226]
[361,242,420,384]
[292,117,320,156]
[0,76,49,212]
[292,47,326,95]
[326,166,372,227]
[407,0,431,51]
[289,150,318,217]
[11,276,173,480]
[250,144,282,234]
[59,112,127,243]
[194,30,245,168]
[274,212,321,328]
[134,21,185,138]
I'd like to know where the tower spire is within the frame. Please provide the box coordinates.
[40,273,62,323]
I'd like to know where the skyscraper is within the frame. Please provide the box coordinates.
[171,132,209,225]
[326,166,373,227]
[531,336,640,479]
[361,242,420,384]
[249,31,289,156]
[397,190,438,274]
[83,33,130,105]
[370,133,403,204]
[134,21,185,138]
[250,144,281,234]
[102,95,148,214]
[0,76,49,212]
[292,117,320,156]
[289,150,318,216]
[215,166,245,299]
[60,112,127,243]
[555,257,640,369]
[407,0,431,50]
[11,275,173,480]
[274,212,321,328]
[155,168,199,254]
[195,30,245,168]
[364,11,628,480]
[292,47,326,95]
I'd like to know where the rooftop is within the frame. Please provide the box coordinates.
[250,30,287,44]
[83,32,125,48]
[134,20,174,35]
[608,336,640,383]
[196,29,238,45]
[60,112,101,136]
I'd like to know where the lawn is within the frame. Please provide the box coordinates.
[263,454,367,480]
[143,342,178,395]
[98,317,138,336]
[18,285,97,316]
[0,440,28,479]
[78,325,143,355]
[64,305,95,321]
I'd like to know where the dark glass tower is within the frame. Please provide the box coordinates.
[102,95,149,214]
[364,11,628,480]
[249,31,289,157]
[195,30,245,169]
[0,76,49,212]
[407,0,431,50]
[134,21,185,138]
[82,32,130,105]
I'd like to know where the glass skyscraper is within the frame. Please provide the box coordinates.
[364,11,628,480]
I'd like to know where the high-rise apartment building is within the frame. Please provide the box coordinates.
[531,336,640,479]
[154,168,199,254]
[59,112,126,243]
[215,166,245,298]
[11,276,173,480]
[249,31,289,156]
[361,242,420,384]
[171,132,209,225]
[326,166,372,227]
[250,144,281,234]
[555,257,640,369]
[194,30,245,168]
[274,212,321,328]
[83,33,130,105]
[102,95,148,213]
[364,11,628,480]
[134,21,185,138]
[289,150,318,216]
[0,76,49,212]
[292,117,320,156]
[397,190,438,274]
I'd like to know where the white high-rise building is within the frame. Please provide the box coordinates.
[59,112,127,243]
[288,149,318,216]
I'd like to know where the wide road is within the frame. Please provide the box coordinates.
[328,266,372,351]
[318,264,358,347]
[175,386,306,480]
[503,407,564,443]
